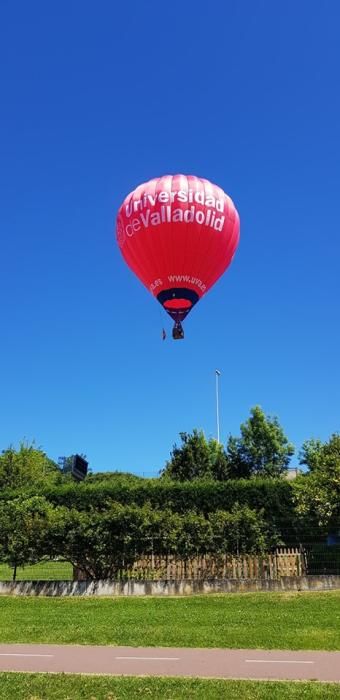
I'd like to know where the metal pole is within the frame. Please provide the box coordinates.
[215,369,221,443]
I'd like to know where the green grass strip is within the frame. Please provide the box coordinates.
[0,591,339,650]
[0,561,73,581]
[0,674,339,700]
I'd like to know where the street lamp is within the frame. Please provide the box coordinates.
[215,369,221,443]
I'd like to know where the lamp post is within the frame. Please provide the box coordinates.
[215,369,221,443]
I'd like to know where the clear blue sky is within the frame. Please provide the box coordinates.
[1,1,339,475]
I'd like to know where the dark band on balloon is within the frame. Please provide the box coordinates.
[157,288,199,308]
[157,288,199,322]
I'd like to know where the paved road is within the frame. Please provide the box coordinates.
[0,644,340,681]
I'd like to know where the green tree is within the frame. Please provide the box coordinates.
[0,442,61,491]
[299,438,324,472]
[293,434,340,530]
[176,512,213,556]
[226,406,294,478]
[53,503,171,579]
[0,496,57,580]
[209,439,231,480]
[209,504,269,554]
[161,429,230,481]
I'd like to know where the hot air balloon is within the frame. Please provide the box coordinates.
[116,175,240,339]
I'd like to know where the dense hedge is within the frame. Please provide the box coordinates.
[42,477,293,513]
[1,477,292,508]
[0,477,297,537]
[0,476,327,553]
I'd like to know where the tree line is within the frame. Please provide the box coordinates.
[0,406,339,579]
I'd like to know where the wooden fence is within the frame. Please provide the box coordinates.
[75,548,304,581]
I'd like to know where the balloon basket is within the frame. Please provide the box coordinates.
[172,322,184,340]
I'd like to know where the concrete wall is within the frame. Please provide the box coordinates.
[0,576,340,596]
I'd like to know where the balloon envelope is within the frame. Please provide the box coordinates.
[116,174,240,323]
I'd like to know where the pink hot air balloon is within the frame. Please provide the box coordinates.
[116,174,240,338]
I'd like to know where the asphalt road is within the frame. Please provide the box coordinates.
[0,644,340,681]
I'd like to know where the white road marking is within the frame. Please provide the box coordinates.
[115,656,180,661]
[245,659,314,664]
[0,653,54,658]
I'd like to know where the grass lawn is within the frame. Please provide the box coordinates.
[0,561,72,581]
[0,591,339,650]
[0,674,339,700]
